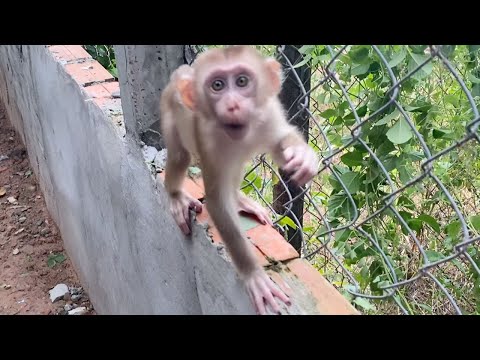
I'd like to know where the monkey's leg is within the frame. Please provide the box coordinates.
[237,191,273,226]
[164,128,203,235]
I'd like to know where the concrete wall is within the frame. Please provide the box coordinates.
[0,45,358,315]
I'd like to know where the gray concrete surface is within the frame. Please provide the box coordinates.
[114,45,185,148]
[0,45,260,314]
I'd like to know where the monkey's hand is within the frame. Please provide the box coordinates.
[237,192,273,226]
[282,144,318,187]
[244,269,291,315]
[169,190,203,235]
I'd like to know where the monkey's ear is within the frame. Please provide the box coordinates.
[265,58,283,95]
[176,78,195,110]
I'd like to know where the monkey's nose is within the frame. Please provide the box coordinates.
[227,102,240,113]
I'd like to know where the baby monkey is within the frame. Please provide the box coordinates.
[160,45,319,315]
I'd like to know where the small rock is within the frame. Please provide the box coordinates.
[2,284,11,290]
[69,287,83,295]
[154,149,168,170]
[0,187,6,197]
[64,304,73,311]
[19,216,26,223]
[0,155,8,161]
[71,294,82,302]
[64,292,71,301]
[58,310,68,316]
[14,228,25,235]
[12,248,19,255]
[22,244,34,255]
[112,90,121,98]
[27,185,36,192]
[8,137,13,141]
[7,196,16,204]
[68,307,87,315]
[37,220,43,227]
[36,195,41,199]
[40,228,49,236]
[49,284,69,303]
[142,145,158,163]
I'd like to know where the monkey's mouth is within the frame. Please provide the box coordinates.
[223,123,248,139]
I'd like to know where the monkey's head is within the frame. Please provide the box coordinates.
[177,46,283,141]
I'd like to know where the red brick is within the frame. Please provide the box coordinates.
[65,62,114,86]
[84,84,111,99]
[63,45,91,60]
[195,207,270,266]
[49,45,91,63]
[287,258,358,315]
[102,81,120,95]
[157,172,204,200]
[246,224,299,262]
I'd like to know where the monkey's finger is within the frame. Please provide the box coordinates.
[189,198,203,213]
[181,206,192,235]
[291,165,313,186]
[269,282,291,306]
[262,289,280,314]
[282,147,294,163]
[253,289,267,315]
[282,155,303,173]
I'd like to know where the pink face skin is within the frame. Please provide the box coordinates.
[203,64,258,140]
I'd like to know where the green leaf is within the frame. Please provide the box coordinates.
[341,151,364,167]
[377,140,396,157]
[410,53,434,74]
[417,214,441,234]
[374,108,401,126]
[350,47,370,64]
[351,63,370,76]
[47,258,56,268]
[334,228,352,244]
[425,250,445,263]
[446,220,461,239]
[340,172,362,194]
[408,219,423,232]
[278,216,298,230]
[473,84,480,97]
[353,297,376,311]
[54,253,66,263]
[388,48,407,67]
[470,215,480,232]
[467,71,480,84]
[320,109,337,119]
[298,45,315,54]
[432,128,453,139]
[440,45,456,58]
[409,45,427,54]
[386,118,413,144]
[444,94,459,107]
[188,166,202,177]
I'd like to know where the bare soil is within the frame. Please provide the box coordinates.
[0,102,95,315]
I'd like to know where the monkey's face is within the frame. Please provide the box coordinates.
[203,64,257,141]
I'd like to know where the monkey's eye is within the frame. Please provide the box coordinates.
[211,79,225,91]
[236,75,249,87]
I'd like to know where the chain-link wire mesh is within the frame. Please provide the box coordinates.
[187,45,480,315]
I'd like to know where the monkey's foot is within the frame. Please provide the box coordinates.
[237,193,273,226]
[244,269,291,315]
[170,191,203,235]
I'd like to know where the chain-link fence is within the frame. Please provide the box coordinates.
[186,45,480,315]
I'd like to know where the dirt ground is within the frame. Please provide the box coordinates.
[0,102,95,315]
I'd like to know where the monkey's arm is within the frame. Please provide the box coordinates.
[162,117,202,235]
[270,124,319,187]
[201,159,289,314]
